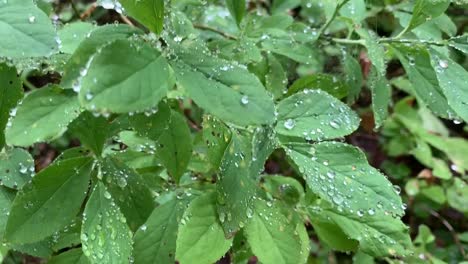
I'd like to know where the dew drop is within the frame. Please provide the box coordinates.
[284,119,295,130]
[241,95,249,105]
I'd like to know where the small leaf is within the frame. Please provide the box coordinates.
[368,66,391,128]
[342,53,363,103]
[129,101,171,141]
[48,248,90,264]
[176,192,232,264]
[202,116,231,170]
[265,53,287,100]
[0,0,58,58]
[58,22,96,54]
[81,182,132,264]
[275,90,360,141]
[356,28,386,76]
[5,157,93,244]
[226,0,246,26]
[156,110,192,183]
[407,0,450,31]
[69,111,109,156]
[0,63,22,149]
[5,86,81,147]
[0,148,34,189]
[244,199,306,264]
[0,187,15,240]
[79,39,171,114]
[119,0,164,34]
[287,73,348,99]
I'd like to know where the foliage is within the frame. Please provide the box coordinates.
[0,0,467,263]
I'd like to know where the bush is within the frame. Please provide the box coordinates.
[0,0,467,263]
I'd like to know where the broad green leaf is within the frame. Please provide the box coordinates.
[311,216,358,251]
[447,178,468,214]
[48,248,90,264]
[368,66,391,128]
[226,0,246,26]
[171,41,275,126]
[261,175,304,205]
[0,0,58,58]
[79,39,171,114]
[58,22,96,54]
[308,202,412,257]
[407,0,450,31]
[287,73,348,99]
[120,0,164,34]
[129,101,171,141]
[10,238,53,258]
[340,0,366,22]
[391,44,456,119]
[250,126,277,176]
[5,86,81,147]
[5,157,93,244]
[261,39,315,64]
[156,110,192,183]
[0,64,22,149]
[100,157,155,231]
[202,116,231,170]
[69,111,109,156]
[275,90,360,141]
[176,192,232,264]
[61,24,141,88]
[0,148,34,189]
[81,182,132,264]
[133,198,189,264]
[0,187,15,239]
[343,53,363,103]
[285,142,405,218]
[271,0,301,14]
[217,132,256,236]
[244,199,306,264]
[429,50,468,123]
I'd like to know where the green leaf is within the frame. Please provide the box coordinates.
[119,0,164,34]
[156,110,192,183]
[265,53,287,100]
[342,53,363,103]
[58,22,96,54]
[171,41,275,126]
[0,186,15,240]
[0,148,34,189]
[202,116,231,170]
[5,157,93,244]
[429,50,468,123]
[275,90,360,141]
[133,198,188,264]
[285,142,405,218]
[217,132,256,236]
[447,178,468,214]
[61,24,141,89]
[81,182,132,264]
[270,0,301,14]
[176,192,232,264]
[244,199,306,264]
[226,0,246,26]
[340,0,366,22]
[287,73,348,99]
[0,0,58,58]
[129,101,171,141]
[356,28,385,76]
[391,44,456,119]
[448,34,468,54]
[69,111,109,156]
[5,86,81,147]
[48,248,90,264]
[407,0,450,31]
[311,216,358,251]
[261,39,315,64]
[0,64,22,149]
[100,157,155,231]
[368,66,391,128]
[79,39,171,114]
[308,201,411,257]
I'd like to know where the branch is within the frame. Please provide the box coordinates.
[429,209,466,258]
[193,24,238,40]
[316,0,351,38]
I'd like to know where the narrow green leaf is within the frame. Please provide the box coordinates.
[5,157,93,244]
[287,73,348,99]
[448,34,468,54]
[275,90,360,141]
[202,116,232,170]
[265,53,287,100]
[368,66,391,128]
[244,199,306,264]
[0,0,58,58]
[100,157,155,231]
[79,39,171,114]
[48,248,90,264]
[342,53,363,103]
[356,28,386,76]
[0,187,15,240]
[81,182,132,264]
[5,86,81,147]
[226,0,246,26]
[0,148,34,189]
[171,41,275,126]
[120,0,164,34]
[133,198,189,264]
[407,0,450,31]
[176,192,233,264]
[156,110,192,183]
[61,25,141,88]
[69,111,109,156]
[217,132,256,236]
[0,64,22,149]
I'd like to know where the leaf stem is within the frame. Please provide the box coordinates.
[316,0,351,38]
[193,24,238,40]
[378,38,447,46]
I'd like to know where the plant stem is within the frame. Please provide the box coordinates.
[316,0,351,38]
[193,24,238,40]
[379,38,447,46]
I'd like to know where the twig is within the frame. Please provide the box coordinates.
[80,3,97,20]
[316,0,351,38]
[193,24,238,40]
[120,15,134,26]
[429,209,466,258]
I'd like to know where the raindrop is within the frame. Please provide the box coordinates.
[284,119,295,130]
[28,15,36,23]
[368,208,375,215]
[241,95,249,105]
[332,195,344,205]
[438,60,448,69]
[329,121,340,129]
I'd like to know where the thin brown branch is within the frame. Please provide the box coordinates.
[429,209,466,258]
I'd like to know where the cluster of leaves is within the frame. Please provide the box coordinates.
[0,0,467,263]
